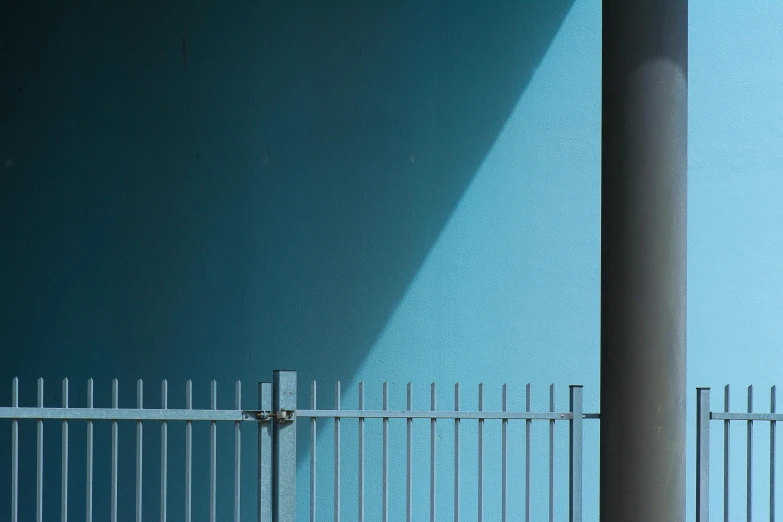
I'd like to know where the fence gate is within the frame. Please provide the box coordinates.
[1,370,589,521]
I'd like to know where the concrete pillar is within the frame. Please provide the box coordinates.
[600,1,688,520]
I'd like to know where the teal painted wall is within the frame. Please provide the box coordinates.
[2,2,595,519]
[688,2,783,520]
[2,0,779,520]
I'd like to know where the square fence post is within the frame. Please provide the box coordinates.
[569,385,583,522]
[258,382,272,522]
[272,371,297,522]
[696,387,711,522]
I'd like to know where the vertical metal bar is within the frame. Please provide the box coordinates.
[334,381,341,522]
[430,383,437,522]
[454,383,460,522]
[549,384,555,522]
[477,383,484,522]
[358,382,365,522]
[749,385,754,522]
[525,383,531,522]
[185,380,192,522]
[37,378,44,522]
[11,378,18,522]
[696,387,711,522]
[271,371,296,522]
[137,380,144,522]
[86,379,93,522]
[569,385,583,522]
[725,385,730,522]
[310,382,316,522]
[62,379,69,522]
[771,386,776,522]
[161,381,168,522]
[210,381,217,522]
[501,384,508,522]
[258,382,272,522]
[235,381,241,522]
[406,382,413,522]
[383,382,389,522]
[111,379,118,522]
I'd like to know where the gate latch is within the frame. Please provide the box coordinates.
[274,409,295,423]
[243,410,295,423]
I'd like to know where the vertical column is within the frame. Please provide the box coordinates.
[382,383,389,522]
[310,381,317,522]
[406,383,412,522]
[724,385,731,522]
[161,380,168,522]
[210,381,217,522]
[696,388,711,522]
[37,378,44,522]
[501,384,508,522]
[549,384,555,522]
[477,383,483,522]
[272,371,296,522]
[12,378,18,522]
[235,381,242,522]
[525,384,531,522]
[748,386,754,522]
[86,379,94,522]
[111,380,118,522]
[771,386,776,522]
[62,379,69,522]
[185,381,192,522]
[136,380,143,522]
[258,382,272,522]
[569,386,583,522]
[334,382,341,522]
[601,1,688,520]
[430,383,437,522]
[454,383,460,522]
[358,382,365,522]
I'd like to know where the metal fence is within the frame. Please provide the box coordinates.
[696,385,778,522]
[299,378,594,522]
[0,377,266,522]
[1,370,595,522]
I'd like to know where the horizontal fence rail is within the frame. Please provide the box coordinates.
[697,385,778,522]
[0,408,264,422]
[296,410,579,420]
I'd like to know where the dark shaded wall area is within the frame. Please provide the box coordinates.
[1,2,579,519]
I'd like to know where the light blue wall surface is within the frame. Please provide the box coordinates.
[689,3,783,520]
[318,3,601,519]
[1,0,780,519]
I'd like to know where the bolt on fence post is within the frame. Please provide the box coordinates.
[272,371,297,522]
[569,385,583,522]
[696,388,711,522]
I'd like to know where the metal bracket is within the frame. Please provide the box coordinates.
[242,409,295,422]
[274,409,295,422]
[242,410,272,422]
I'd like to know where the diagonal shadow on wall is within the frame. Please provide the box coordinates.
[0,1,575,518]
